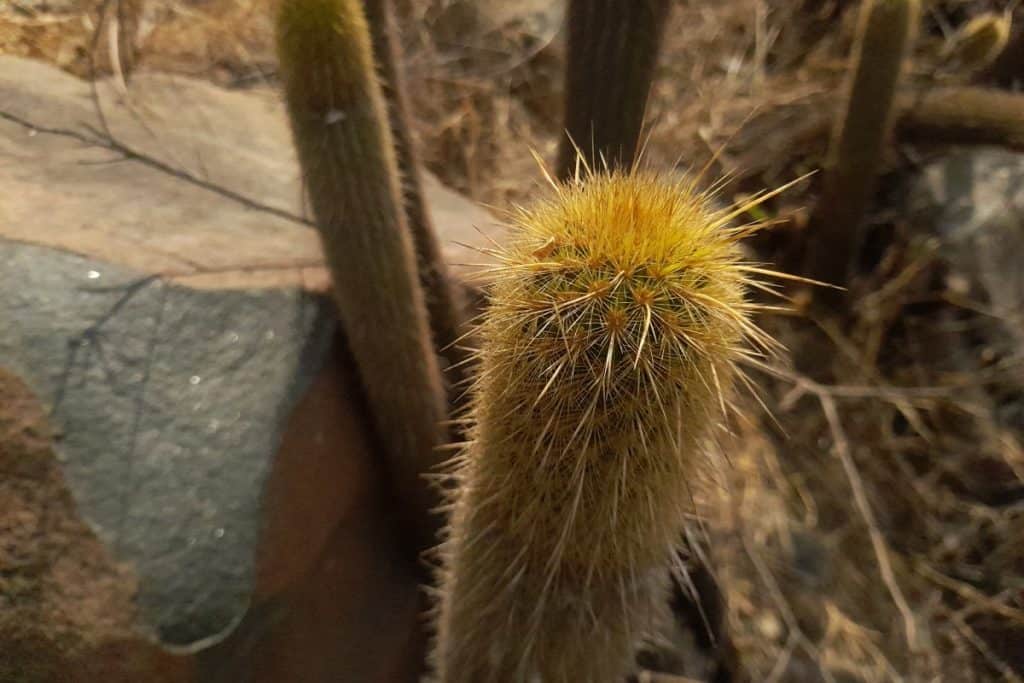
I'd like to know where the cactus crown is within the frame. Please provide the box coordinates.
[478,168,779,426]
[454,164,789,579]
[432,164,794,682]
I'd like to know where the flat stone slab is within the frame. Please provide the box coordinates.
[0,55,497,649]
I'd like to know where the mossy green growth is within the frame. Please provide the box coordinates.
[432,165,783,682]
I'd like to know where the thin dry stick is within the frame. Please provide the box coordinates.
[819,393,919,653]
[738,510,833,683]
[950,614,1024,683]
[105,0,129,95]
[916,562,1024,625]
[635,673,705,683]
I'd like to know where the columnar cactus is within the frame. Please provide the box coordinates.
[362,0,471,397]
[277,0,447,549]
[556,0,672,180]
[805,0,920,287]
[432,164,780,682]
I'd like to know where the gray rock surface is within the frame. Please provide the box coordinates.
[911,148,1024,432]
[912,148,1024,342]
[1,242,334,648]
[0,55,496,649]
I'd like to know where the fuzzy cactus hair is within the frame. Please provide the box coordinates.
[430,158,794,683]
[276,0,448,550]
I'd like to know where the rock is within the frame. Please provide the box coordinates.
[911,148,1024,348]
[0,53,497,672]
[910,147,1024,426]
[0,239,336,646]
[197,339,427,683]
[0,56,496,290]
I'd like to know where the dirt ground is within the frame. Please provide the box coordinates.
[3,0,1024,680]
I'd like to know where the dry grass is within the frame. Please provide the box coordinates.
[3,0,1024,680]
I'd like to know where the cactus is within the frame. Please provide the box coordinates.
[362,0,472,401]
[978,22,1024,86]
[804,0,919,288]
[944,12,1011,74]
[431,162,783,682]
[556,0,672,180]
[897,86,1024,152]
[276,0,447,550]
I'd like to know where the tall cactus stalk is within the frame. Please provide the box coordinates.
[432,163,782,682]
[804,0,919,288]
[556,0,672,180]
[277,0,446,550]
[362,0,472,401]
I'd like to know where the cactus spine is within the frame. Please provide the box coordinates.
[276,0,446,549]
[432,165,779,682]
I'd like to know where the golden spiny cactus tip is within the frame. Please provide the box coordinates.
[945,12,1012,73]
[431,157,790,683]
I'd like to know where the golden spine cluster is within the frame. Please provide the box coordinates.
[432,163,781,682]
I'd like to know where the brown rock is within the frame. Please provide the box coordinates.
[0,55,498,291]
[200,335,427,683]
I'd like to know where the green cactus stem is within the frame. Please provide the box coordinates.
[277,0,447,551]
[362,0,472,403]
[804,0,920,289]
[897,86,1024,152]
[431,165,784,682]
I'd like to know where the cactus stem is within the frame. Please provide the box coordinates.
[277,0,447,551]
[803,0,920,289]
[896,86,1024,152]
[555,0,672,180]
[362,0,473,406]
[431,158,789,682]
